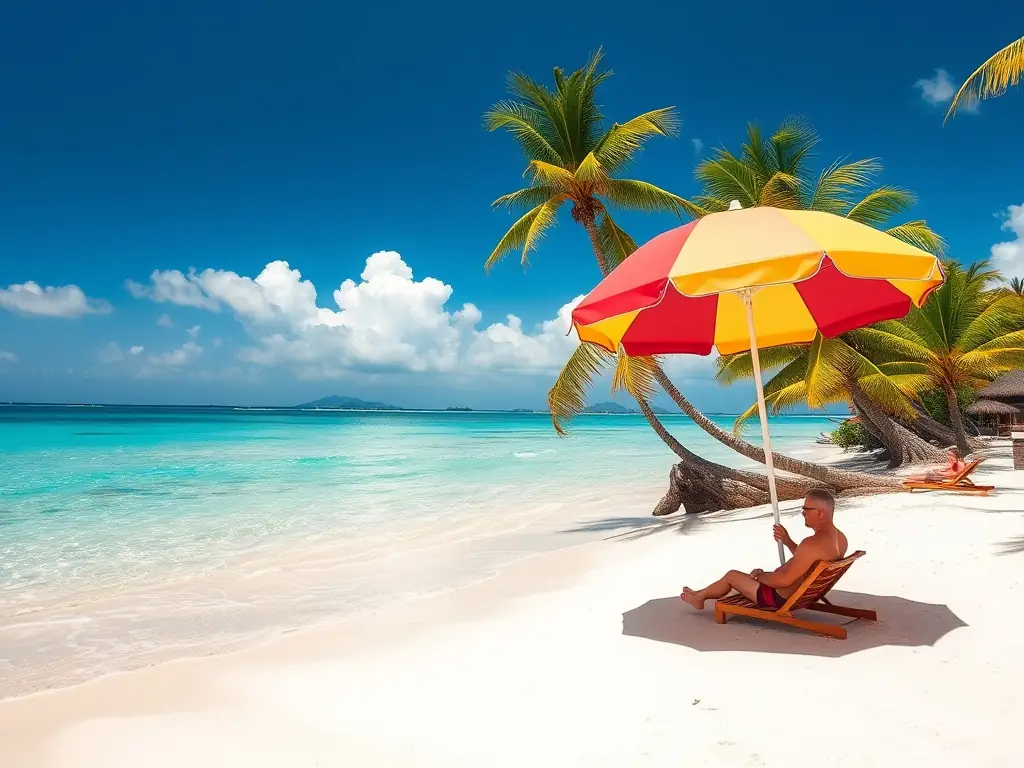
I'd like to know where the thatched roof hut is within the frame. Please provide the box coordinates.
[978,370,1024,400]
[967,398,1021,416]
[970,371,1024,435]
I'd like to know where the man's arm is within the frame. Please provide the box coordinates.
[773,524,799,555]
[754,542,818,590]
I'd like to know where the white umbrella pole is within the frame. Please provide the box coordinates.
[741,290,787,566]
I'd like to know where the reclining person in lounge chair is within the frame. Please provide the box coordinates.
[681,489,848,611]
[906,448,966,483]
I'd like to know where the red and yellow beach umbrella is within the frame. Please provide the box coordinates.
[571,203,945,563]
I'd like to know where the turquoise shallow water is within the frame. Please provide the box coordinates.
[0,405,836,697]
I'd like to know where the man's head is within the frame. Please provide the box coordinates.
[801,489,835,530]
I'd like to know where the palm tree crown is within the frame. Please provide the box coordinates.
[484,48,687,275]
[679,119,945,254]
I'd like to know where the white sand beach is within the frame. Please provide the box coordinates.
[2,450,1023,767]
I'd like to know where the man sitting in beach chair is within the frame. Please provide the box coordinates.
[681,489,847,612]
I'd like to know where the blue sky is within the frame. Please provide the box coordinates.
[1,1,1022,409]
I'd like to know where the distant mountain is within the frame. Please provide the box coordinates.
[582,401,672,415]
[294,395,401,410]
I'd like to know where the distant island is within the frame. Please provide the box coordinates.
[445,406,473,411]
[294,395,402,410]
[582,400,671,415]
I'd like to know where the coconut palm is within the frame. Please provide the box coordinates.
[945,36,1024,120]
[680,118,944,253]
[848,262,1024,454]
[483,47,691,276]
[1001,275,1024,296]
[716,335,947,467]
[549,119,943,502]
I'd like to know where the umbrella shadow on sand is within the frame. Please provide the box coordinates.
[622,591,967,657]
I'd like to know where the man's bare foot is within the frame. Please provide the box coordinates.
[681,587,705,610]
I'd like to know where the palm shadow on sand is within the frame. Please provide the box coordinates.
[622,591,967,657]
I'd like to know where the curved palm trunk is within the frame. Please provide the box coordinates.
[652,366,901,492]
[903,409,984,452]
[846,379,946,468]
[943,382,972,456]
[582,218,611,276]
[634,396,829,515]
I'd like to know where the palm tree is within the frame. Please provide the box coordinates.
[946,36,1024,120]
[484,47,689,276]
[1000,275,1024,296]
[716,334,947,467]
[549,119,943,499]
[848,262,1024,454]
[680,118,943,252]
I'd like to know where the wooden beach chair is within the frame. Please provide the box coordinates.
[714,551,876,640]
[902,458,994,495]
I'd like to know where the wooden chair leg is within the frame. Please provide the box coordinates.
[715,608,727,625]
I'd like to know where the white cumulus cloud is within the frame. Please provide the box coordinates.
[0,350,17,363]
[0,282,112,318]
[991,203,1024,279]
[156,313,174,328]
[129,345,145,355]
[127,251,585,379]
[186,324,201,338]
[149,341,204,367]
[98,342,125,363]
[914,68,979,113]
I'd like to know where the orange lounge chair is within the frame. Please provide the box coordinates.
[902,457,994,495]
[714,551,876,640]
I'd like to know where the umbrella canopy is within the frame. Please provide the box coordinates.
[570,203,945,565]
[572,206,944,356]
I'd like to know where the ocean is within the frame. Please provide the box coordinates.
[0,405,838,698]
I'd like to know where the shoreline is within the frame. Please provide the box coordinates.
[2,451,1021,765]
[2,434,849,702]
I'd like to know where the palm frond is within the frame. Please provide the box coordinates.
[804,336,853,408]
[593,107,681,173]
[547,343,615,435]
[483,102,563,165]
[611,353,661,402]
[601,178,688,215]
[844,186,915,226]
[507,72,573,162]
[946,35,1024,120]
[956,294,1024,351]
[525,160,575,187]
[714,345,807,385]
[491,185,557,211]
[884,220,946,256]
[807,158,881,213]
[846,324,937,365]
[485,196,567,272]
[596,211,639,270]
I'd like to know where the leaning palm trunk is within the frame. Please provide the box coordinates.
[633,396,899,515]
[651,366,901,493]
[903,408,984,451]
[846,378,947,468]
